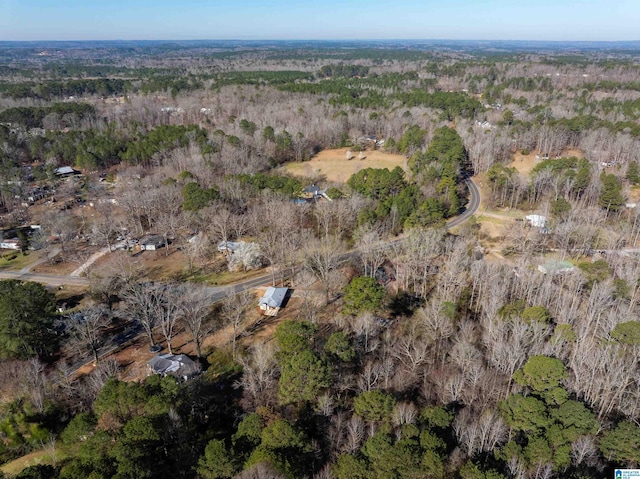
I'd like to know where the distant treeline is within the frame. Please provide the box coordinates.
[0,79,130,100]
[318,64,370,78]
[0,103,95,129]
[2,122,213,171]
[210,71,314,89]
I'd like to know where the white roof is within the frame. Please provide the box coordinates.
[526,214,547,228]
[259,287,288,308]
[55,166,76,175]
[217,241,244,252]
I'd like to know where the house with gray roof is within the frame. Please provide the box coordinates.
[258,287,289,316]
[147,354,200,381]
[139,234,166,251]
[55,166,79,177]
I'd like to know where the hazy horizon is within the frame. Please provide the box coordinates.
[1,0,638,43]
[1,38,639,45]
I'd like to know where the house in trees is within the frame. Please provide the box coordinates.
[139,234,166,251]
[0,239,20,250]
[525,214,547,228]
[375,264,396,286]
[258,287,289,316]
[301,185,332,202]
[55,166,80,177]
[147,353,200,381]
[217,240,244,255]
[302,184,322,199]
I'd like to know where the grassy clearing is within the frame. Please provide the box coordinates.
[284,147,407,184]
[475,214,509,225]
[0,251,38,271]
[0,446,66,476]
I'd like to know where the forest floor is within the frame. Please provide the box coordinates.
[283,147,407,183]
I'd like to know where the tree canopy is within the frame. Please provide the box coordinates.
[0,280,57,359]
[342,276,386,316]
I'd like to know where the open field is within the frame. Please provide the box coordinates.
[509,149,585,176]
[283,147,407,183]
[475,214,512,239]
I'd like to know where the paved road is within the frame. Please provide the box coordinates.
[0,270,89,287]
[206,272,275,302]
[447,176,481,229]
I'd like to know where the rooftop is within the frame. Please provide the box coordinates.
[148,353,199,378]
[259,286,288,308]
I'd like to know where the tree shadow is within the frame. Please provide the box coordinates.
[388,292,424,318]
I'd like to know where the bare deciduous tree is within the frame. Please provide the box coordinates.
[303,235,345,304]
[235,342,278,409]
[178,286,214,358]
[26,358,47,413]
[122,282,163,349]
[356,225,388,278]
[157,284,184,354]
[222,291,253,358]
[67,306,111,364]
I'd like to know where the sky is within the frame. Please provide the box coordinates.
[1,0,638,42]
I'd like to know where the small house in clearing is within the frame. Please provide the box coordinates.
[139,234,166,251]
[259,286,289,316]
[147,354,200,381]
[526,214,547,228]
[301,185,332,202]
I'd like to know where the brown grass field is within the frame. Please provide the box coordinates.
[509,149,584,176]
[283,147,407,184]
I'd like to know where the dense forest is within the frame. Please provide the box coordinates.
[1,41,640,479]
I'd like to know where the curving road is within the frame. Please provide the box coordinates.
[446,175,481,229]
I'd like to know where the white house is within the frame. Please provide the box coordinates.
[538,260,574,274]
[525,214,547,228]
[55,166,79,177]
[0,239,20,250]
